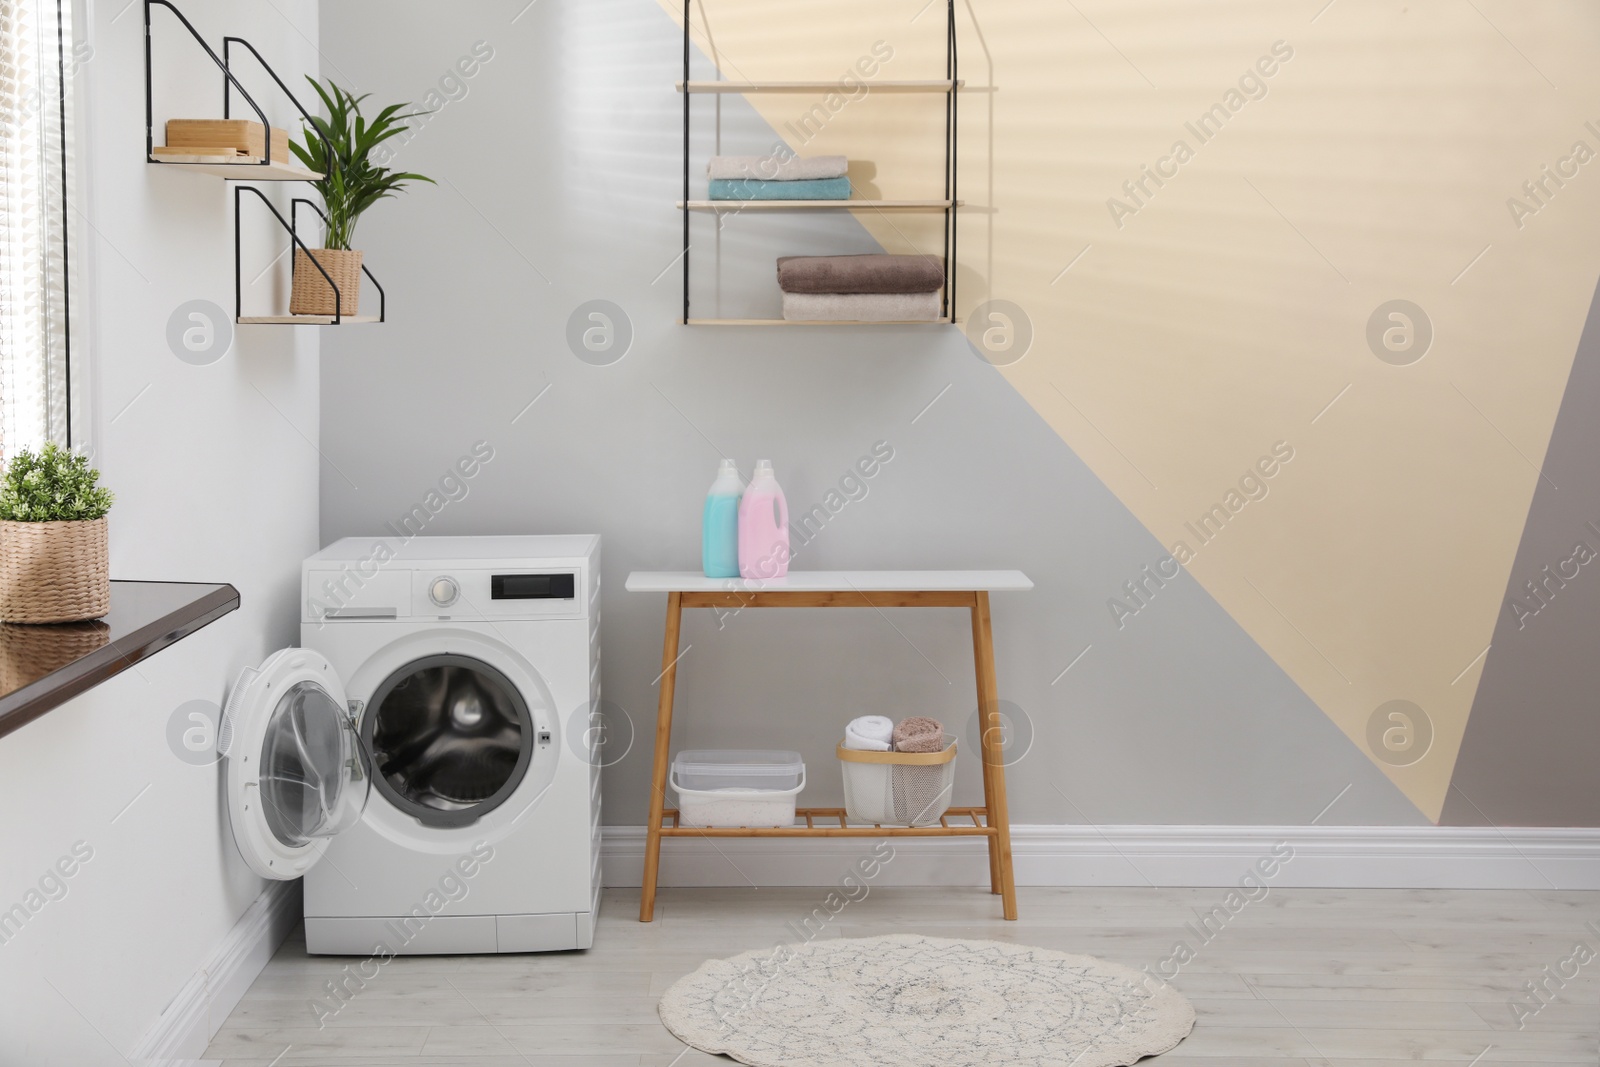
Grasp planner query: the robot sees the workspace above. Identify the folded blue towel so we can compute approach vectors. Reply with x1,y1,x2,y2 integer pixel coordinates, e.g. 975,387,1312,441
708,177,851,201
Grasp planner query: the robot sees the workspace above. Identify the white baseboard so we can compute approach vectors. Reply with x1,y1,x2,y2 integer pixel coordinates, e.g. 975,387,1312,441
602,824,1600,891
130,879,301,1064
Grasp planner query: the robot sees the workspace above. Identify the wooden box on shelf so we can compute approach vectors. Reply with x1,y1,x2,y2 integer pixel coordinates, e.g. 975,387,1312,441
162,119,290,163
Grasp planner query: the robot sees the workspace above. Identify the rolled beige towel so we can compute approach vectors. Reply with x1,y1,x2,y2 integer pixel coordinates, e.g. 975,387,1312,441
893,716,945,753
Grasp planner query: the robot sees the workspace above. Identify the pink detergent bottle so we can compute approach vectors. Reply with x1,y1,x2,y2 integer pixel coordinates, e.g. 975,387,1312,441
738,459,790,580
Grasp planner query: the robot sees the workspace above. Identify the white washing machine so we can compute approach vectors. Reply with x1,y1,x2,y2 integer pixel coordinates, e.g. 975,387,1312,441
220,535,602,954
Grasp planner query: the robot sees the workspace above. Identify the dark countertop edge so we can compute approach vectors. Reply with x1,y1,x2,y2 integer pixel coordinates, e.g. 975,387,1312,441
0,581,241,743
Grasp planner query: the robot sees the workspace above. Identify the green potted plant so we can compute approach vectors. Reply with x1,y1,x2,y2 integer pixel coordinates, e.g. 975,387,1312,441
0,444,115,623
288,79,433,318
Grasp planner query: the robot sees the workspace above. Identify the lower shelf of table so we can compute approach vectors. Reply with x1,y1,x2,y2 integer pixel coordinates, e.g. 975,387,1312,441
656,806,995,838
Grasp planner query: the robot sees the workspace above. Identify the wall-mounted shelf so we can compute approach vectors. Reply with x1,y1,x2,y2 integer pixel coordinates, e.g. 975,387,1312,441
678,79,963,94
235,189,385,326
680,199,960,211
143,0,328,181
237,315,382,325
684,318,956,327
148,155,322,181
679,0,959,326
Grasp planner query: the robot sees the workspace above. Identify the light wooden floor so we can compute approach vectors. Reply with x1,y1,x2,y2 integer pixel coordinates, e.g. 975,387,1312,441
207,886,1600,1066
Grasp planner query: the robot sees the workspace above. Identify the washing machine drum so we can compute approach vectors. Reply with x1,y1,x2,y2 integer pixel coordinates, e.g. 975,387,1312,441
362,653,536,827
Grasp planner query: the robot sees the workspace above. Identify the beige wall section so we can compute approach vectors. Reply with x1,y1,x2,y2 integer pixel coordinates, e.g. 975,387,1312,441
664,0,1600,821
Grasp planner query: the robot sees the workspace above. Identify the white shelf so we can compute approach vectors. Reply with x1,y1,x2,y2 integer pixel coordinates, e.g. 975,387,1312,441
237,315,380,325
681,199,959,211
678,80,962,93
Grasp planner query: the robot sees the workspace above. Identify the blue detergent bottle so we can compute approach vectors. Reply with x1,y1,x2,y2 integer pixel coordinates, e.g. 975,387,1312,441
702,458,744,578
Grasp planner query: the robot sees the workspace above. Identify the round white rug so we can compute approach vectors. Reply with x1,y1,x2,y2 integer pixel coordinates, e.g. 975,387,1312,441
658,933,1195,1067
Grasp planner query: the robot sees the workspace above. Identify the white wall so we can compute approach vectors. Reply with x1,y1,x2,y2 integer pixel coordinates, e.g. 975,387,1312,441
0,0,322,1061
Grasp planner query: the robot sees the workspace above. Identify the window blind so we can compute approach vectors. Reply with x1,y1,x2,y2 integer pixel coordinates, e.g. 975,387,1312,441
0,0,77,463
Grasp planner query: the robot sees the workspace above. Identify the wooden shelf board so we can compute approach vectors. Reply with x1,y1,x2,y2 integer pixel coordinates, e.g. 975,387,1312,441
681,199,959,211
679,79,962,93
237,315,380,325
148,157,323,181
684,317,954,327
658,806,993,838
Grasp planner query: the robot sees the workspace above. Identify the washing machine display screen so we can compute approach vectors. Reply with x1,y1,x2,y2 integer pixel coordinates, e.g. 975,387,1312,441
491,573,575,600
364,655,534,827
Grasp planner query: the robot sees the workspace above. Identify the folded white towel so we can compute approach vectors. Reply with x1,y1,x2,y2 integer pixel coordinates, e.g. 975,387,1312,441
707,154,848,182
844,715,894,751
782,291,943,323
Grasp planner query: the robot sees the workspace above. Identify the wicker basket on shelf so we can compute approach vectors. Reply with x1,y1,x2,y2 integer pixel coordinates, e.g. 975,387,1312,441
0,518,111,623
290,248,363,317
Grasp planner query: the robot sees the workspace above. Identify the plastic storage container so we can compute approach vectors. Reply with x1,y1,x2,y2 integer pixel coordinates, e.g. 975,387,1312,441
671,749,806,828
838,735,957,826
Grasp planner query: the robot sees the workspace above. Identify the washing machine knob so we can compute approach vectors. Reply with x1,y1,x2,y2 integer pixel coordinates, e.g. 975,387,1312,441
429,576,459,608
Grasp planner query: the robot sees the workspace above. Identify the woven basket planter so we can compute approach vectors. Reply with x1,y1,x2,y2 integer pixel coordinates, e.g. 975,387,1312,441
290,248,363,318
0,518,110,623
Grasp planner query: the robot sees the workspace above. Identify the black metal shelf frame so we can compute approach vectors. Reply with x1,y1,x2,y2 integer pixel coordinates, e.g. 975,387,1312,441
680,0,959,324
146,0,386,326
234,187,386,325
143,0,330,172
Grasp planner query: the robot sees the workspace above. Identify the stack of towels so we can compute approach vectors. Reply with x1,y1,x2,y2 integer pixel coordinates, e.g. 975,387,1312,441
844,715,947,753
777,254,946,322
707,154,850,202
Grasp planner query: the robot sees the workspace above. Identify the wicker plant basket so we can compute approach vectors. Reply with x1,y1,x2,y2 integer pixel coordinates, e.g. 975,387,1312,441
290,248,363,317
0,518,110,623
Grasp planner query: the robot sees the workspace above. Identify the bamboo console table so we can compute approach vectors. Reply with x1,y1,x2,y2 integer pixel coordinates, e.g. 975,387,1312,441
625,570,1033,921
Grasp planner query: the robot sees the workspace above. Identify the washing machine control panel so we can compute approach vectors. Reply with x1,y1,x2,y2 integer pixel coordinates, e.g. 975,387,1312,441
409,568,585,619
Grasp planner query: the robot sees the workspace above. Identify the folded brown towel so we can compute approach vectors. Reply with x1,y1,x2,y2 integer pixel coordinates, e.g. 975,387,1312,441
777,254,946,294
893,716,946,753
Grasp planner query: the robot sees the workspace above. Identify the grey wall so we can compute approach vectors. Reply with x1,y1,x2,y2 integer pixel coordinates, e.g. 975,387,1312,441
1442,269,1600,827
317,0,1423,828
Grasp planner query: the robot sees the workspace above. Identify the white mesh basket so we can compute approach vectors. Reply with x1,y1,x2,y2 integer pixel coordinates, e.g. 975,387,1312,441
838,735,956,826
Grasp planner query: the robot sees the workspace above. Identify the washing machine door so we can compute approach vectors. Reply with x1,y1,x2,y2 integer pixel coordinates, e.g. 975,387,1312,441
221,648,371,880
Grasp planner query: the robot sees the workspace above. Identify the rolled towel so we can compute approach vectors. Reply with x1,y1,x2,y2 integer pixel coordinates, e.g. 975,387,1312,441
844,715,894,751
782,291,942,323
708,154,848,181
893,716,945,753
708,177,851,201
778,254,946,295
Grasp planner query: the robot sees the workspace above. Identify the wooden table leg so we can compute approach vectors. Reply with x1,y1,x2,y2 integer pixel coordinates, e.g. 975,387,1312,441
640,591,684,922
972,591,1018,920
970,597,1002,897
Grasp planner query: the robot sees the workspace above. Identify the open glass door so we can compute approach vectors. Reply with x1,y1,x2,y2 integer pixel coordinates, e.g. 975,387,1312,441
221,649,370,879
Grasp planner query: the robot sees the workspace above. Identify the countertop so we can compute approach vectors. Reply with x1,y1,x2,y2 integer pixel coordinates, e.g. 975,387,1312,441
0,580,240,741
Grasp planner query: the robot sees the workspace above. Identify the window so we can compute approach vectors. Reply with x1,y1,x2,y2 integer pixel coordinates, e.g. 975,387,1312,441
0,0,85,462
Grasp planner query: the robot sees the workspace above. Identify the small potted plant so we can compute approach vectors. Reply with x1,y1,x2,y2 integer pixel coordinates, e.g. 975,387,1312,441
288,78,433,318
0,444,115,623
